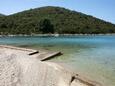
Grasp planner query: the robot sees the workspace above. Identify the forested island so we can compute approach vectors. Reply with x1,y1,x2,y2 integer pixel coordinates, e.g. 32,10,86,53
0,6,115,35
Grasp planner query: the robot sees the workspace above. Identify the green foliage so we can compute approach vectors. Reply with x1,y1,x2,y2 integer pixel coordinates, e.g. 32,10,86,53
0,6,115,35
0,14,5,17
39,19,54,33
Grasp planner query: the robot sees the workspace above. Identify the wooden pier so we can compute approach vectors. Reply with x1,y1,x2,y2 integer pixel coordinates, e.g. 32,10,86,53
37,51,62,61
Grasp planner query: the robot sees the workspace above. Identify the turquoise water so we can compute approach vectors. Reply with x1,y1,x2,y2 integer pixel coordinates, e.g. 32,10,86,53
0,35,115,86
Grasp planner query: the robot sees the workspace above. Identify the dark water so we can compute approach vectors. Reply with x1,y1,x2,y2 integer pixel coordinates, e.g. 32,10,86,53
0,35,115,86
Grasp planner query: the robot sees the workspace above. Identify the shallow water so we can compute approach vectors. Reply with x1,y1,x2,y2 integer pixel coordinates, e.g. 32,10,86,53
0,35,115,86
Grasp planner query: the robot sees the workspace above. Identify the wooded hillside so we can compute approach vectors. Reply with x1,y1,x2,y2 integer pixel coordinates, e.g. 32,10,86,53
0,6,115,35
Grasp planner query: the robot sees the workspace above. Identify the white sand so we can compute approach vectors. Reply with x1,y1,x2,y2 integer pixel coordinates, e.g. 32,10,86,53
0,47,89,86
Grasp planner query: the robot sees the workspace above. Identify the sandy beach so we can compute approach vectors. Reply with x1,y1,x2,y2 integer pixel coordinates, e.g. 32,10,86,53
0,45,100,86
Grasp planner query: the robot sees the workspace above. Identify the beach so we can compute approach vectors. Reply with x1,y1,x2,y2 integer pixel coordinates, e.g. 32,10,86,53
0,45,99,86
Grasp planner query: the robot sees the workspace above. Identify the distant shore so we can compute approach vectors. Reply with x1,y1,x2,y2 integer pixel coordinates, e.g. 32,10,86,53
0,33,115,37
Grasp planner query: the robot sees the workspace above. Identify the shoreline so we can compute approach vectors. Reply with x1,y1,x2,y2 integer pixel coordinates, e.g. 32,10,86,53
0,33,115,37
0,45,102,86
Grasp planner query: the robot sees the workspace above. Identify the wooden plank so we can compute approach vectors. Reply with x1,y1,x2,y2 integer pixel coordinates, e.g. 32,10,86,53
28,51,39,55
0,45,39,55
38,52,62,61
0,45,62,60
73,74,102,86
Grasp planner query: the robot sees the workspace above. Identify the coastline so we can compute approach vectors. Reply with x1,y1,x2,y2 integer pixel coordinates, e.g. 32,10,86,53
0,45,102,86
0,33,115,37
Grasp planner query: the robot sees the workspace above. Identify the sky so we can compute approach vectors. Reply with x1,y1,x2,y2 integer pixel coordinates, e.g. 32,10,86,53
0,0,115,24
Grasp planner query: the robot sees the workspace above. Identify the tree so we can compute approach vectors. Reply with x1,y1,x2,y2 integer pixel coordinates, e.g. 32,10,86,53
39,19,54,34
